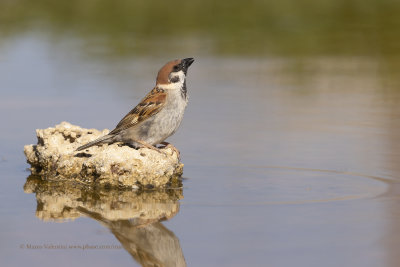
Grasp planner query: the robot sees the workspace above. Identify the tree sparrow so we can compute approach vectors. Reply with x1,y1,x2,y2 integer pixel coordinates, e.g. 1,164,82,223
77,58,194,152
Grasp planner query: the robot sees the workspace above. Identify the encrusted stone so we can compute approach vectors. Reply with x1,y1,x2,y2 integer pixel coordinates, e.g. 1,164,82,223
24,122,184,189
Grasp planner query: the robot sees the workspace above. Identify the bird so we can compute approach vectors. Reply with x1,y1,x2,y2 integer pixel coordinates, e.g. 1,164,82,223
76,57,194,152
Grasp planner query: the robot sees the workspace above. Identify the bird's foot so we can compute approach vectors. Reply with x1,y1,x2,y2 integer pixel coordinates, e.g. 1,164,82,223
160,142,180,159
134,140,166,155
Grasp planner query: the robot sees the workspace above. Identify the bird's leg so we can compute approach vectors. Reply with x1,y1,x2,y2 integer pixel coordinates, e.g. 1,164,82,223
134,139,164,154
160,142,180,159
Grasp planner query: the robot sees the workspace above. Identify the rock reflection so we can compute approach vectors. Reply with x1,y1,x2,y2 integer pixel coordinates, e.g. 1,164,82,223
23,175,186,267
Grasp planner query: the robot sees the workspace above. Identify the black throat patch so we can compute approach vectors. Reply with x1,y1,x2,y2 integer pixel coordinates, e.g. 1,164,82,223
181,81,187,99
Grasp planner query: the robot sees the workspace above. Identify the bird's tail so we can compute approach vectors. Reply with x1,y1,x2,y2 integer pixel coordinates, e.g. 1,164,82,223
76,134,114,151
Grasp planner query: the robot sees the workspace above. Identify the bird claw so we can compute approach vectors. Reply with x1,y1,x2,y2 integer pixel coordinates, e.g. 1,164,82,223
133,140,179,158
160,142,180,159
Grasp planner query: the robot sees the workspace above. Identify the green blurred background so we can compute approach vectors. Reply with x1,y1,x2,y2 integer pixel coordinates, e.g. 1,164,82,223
1,0,399,57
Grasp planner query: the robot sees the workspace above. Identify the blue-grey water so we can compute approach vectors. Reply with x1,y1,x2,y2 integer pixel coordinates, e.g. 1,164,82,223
2,15,400,267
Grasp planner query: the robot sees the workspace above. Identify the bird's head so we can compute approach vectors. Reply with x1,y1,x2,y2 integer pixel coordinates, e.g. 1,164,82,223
156,58,194,88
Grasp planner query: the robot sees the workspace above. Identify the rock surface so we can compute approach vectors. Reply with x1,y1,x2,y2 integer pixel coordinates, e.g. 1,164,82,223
24,122,184,189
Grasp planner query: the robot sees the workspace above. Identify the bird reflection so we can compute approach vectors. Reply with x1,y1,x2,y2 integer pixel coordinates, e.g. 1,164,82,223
24,175,186,267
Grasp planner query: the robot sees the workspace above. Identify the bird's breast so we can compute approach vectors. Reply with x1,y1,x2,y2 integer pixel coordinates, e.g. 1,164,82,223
132,89,188,145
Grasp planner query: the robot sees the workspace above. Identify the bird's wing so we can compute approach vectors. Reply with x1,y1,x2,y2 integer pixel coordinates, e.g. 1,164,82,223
109,87,167,135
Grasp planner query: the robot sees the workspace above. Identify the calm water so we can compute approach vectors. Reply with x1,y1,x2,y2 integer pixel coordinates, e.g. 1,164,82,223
2,2,400,266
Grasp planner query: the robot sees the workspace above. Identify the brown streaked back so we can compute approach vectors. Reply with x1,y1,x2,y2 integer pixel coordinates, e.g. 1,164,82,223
156,59,181,85
109,87,167,135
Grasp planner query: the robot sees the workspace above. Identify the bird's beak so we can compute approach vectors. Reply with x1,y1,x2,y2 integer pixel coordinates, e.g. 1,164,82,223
182,58,194,69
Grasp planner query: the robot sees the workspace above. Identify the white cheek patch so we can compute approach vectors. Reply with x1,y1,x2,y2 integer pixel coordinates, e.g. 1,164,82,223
170,70,185,83
159,70,185,89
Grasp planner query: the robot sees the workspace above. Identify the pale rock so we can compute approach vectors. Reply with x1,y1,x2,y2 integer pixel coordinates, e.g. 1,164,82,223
24,122,184,189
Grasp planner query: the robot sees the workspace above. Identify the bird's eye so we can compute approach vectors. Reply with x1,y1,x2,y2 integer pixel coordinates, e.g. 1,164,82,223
173,65,179,71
